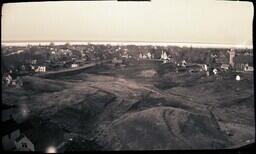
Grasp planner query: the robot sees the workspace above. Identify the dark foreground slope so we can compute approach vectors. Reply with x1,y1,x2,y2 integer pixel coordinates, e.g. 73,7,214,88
2,63,254,151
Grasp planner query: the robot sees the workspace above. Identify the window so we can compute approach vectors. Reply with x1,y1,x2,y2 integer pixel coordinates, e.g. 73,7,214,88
21,143,27,148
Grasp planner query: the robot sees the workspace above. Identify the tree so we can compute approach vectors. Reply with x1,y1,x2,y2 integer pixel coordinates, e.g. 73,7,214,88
49,42,55,47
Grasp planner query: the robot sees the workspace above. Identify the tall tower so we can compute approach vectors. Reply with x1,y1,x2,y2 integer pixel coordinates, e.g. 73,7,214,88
228,48,235,68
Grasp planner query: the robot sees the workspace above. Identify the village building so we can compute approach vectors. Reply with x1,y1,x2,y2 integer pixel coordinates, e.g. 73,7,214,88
203,64,208,71
112,57,123,66
160,51,169,60
14,134,35,151
30,65,35,71
213,68,218,75
2,73,12,86
220,64,230,71
121,51,129,59
31,59,37,65
236,75,241,81
244,64,253,72
160,51,170,63
187,65,203,73
147,52,152,59
35,66,46,72
234,55,253,72
181,60,187,67
206,71,210,76
71,64,79,68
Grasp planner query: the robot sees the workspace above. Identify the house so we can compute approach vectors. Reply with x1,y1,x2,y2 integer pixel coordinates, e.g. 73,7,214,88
2,73,12,86
203,64,208,71
121,51,129,59
30,65,35,71
15,134,35,151
160,51,169,60
187,64,206,73
1,119,21,151
160,51,170,63
220,64,230,71
31,60,37,65
181,60,187,67
74,59,85,65
213,68,218,75
236,75,241,81
71,64,78,68
35,66,46,72
234,55,253,71
147,52,152,59
244,64,253,72
112,57,123,66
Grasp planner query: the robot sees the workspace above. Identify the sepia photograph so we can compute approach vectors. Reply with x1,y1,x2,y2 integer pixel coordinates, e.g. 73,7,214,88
1,0,254,152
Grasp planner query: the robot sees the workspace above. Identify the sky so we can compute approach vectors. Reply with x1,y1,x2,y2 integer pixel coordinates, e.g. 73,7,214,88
1,0,254,47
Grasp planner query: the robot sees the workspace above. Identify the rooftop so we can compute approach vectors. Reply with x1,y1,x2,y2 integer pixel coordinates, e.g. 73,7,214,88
15,134,26,142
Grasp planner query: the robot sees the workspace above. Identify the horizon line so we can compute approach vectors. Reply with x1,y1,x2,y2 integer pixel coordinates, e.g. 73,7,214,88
1,40,253,49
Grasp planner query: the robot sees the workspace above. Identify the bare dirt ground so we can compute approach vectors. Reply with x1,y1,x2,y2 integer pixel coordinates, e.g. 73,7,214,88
2,61,254,151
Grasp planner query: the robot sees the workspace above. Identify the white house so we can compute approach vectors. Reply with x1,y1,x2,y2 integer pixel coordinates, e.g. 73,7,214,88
221,64,230,71
160,51,169,60
15,134,35,151
35,66,46,72
181,60,187,67
203,64,208,71
213,68,218,75
244,64,253,72
147,52,152,59
71,64,79,68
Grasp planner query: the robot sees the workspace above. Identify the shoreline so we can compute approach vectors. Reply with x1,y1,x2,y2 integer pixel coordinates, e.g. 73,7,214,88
1,41,253,49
